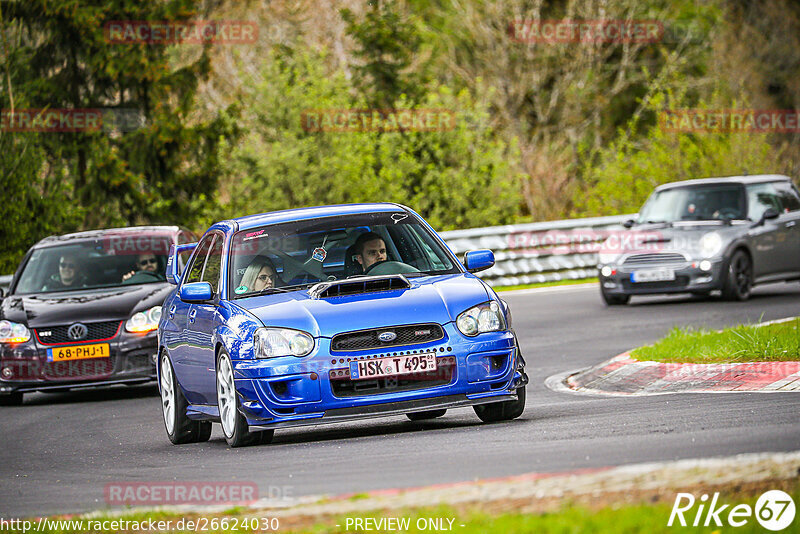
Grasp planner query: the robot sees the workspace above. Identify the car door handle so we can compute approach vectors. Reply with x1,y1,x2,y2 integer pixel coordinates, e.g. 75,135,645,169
786,221,797,228
188,308,197,323
168,305,176,319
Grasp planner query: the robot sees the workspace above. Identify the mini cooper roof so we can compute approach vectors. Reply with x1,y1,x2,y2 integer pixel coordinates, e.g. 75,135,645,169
34,226,187,249
228,203,411,232
655,174,793,192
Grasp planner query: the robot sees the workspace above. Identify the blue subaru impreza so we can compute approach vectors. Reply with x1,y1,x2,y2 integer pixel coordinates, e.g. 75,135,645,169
157,204,527,447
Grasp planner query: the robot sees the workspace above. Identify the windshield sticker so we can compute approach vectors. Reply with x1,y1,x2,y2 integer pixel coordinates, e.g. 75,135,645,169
234,285,248,294
243,230,268,242
391,213,409,224
311,247,327,262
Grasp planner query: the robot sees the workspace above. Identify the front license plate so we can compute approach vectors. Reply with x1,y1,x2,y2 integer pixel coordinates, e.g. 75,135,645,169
349,353,437,380
47,343,111,362
631,268,676,283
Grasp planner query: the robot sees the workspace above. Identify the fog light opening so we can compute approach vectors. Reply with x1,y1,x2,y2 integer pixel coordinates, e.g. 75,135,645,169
699,260,712,272
1,367,12,378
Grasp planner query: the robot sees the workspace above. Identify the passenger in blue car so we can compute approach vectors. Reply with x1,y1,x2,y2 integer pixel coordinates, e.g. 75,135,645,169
240,256,280,292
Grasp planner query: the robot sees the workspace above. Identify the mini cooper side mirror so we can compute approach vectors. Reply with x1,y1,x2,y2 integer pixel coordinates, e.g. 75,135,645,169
463,249,495,273
179,282,213,303
754,207,780,227
623,219,636,229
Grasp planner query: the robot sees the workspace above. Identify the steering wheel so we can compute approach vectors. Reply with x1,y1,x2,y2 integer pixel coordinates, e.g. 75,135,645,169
364,260,420,276
715,207,741,220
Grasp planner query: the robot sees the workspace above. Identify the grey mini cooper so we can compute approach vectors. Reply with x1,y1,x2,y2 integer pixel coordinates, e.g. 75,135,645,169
598,174,800,305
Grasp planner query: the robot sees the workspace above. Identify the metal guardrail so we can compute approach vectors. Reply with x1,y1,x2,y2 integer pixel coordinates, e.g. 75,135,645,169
440,214,635,287
0,214,634,293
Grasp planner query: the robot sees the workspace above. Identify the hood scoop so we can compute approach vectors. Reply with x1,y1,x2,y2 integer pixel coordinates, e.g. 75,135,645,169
308,274,410,299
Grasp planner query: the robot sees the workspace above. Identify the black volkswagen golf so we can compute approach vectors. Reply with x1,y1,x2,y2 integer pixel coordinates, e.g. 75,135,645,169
0,226,196,405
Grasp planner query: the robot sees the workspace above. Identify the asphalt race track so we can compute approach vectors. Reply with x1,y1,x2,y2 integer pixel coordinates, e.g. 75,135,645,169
2,283,799,517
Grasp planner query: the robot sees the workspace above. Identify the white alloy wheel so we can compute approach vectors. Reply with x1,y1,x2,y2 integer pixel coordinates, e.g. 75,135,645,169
217,353,237,438
160,354,176,434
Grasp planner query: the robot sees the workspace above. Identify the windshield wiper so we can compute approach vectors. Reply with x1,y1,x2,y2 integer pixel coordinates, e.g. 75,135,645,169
240,284,312,298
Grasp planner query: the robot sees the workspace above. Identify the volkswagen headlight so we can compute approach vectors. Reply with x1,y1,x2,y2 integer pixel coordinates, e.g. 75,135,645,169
700,232,723,258
254,328,314,358
0,320,31,343
125,306,163,333
456,301,506,337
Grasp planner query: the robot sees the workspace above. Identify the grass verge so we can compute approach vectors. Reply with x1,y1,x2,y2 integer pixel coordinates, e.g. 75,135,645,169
631,317,800,363
494,277,597,292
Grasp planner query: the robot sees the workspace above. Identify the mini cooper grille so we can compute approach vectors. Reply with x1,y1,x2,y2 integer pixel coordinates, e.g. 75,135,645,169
331,324,444,352
623,253,687,266
36,321,121,345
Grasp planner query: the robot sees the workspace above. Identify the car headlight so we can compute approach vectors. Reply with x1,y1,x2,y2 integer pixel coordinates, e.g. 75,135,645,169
700,232,723,258
0,320,31,343
254,328,314,358
456,301,506,337
125,306,163,333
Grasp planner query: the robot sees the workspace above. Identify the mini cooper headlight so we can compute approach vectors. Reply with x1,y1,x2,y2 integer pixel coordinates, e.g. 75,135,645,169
125,306,163,333
0,320,31,343
700,231,723,258
254,328,314,358
456,301,506,337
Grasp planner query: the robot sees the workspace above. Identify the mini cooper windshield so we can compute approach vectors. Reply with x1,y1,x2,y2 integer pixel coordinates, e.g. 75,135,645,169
229,212,459,298
638,184,747,224
14,234,172,295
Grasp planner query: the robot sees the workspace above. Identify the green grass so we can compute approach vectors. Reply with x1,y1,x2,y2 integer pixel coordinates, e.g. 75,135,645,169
494,277,598,292
632,318,800,363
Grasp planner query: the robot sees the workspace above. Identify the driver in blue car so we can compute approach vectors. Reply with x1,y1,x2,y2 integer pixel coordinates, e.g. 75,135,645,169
354,232,387,273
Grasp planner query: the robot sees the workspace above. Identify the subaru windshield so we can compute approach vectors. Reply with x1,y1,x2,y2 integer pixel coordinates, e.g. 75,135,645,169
14,234,172,295
229,212,460,298
637,184,747,224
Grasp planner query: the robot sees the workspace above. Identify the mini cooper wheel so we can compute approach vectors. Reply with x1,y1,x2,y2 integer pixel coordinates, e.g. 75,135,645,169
160,353,211,444
216,349,274,447
722,250,752,301
406,409,447,421
473,386,526,423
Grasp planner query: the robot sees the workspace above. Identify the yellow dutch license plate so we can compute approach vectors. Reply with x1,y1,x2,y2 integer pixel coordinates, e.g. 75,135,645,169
47,343,111,362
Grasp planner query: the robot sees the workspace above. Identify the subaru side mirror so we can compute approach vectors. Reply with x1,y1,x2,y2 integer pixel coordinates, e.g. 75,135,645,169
179,282,213,303
463,250,495,273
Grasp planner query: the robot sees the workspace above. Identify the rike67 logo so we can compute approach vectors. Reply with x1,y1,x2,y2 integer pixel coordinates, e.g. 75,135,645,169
668,490,796,531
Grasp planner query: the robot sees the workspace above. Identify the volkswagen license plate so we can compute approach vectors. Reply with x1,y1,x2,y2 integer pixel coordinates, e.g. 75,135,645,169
47,343,111,362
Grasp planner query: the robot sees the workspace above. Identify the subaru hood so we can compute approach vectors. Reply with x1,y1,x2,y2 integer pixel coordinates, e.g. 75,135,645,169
234,274,491,337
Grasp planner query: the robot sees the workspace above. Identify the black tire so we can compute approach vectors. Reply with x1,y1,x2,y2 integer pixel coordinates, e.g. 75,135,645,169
601,289,630,306
159,353,211,445
0,392,23,406
216,349,274,447
722,250,752,301
406,409,447,421
473,386,526,423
